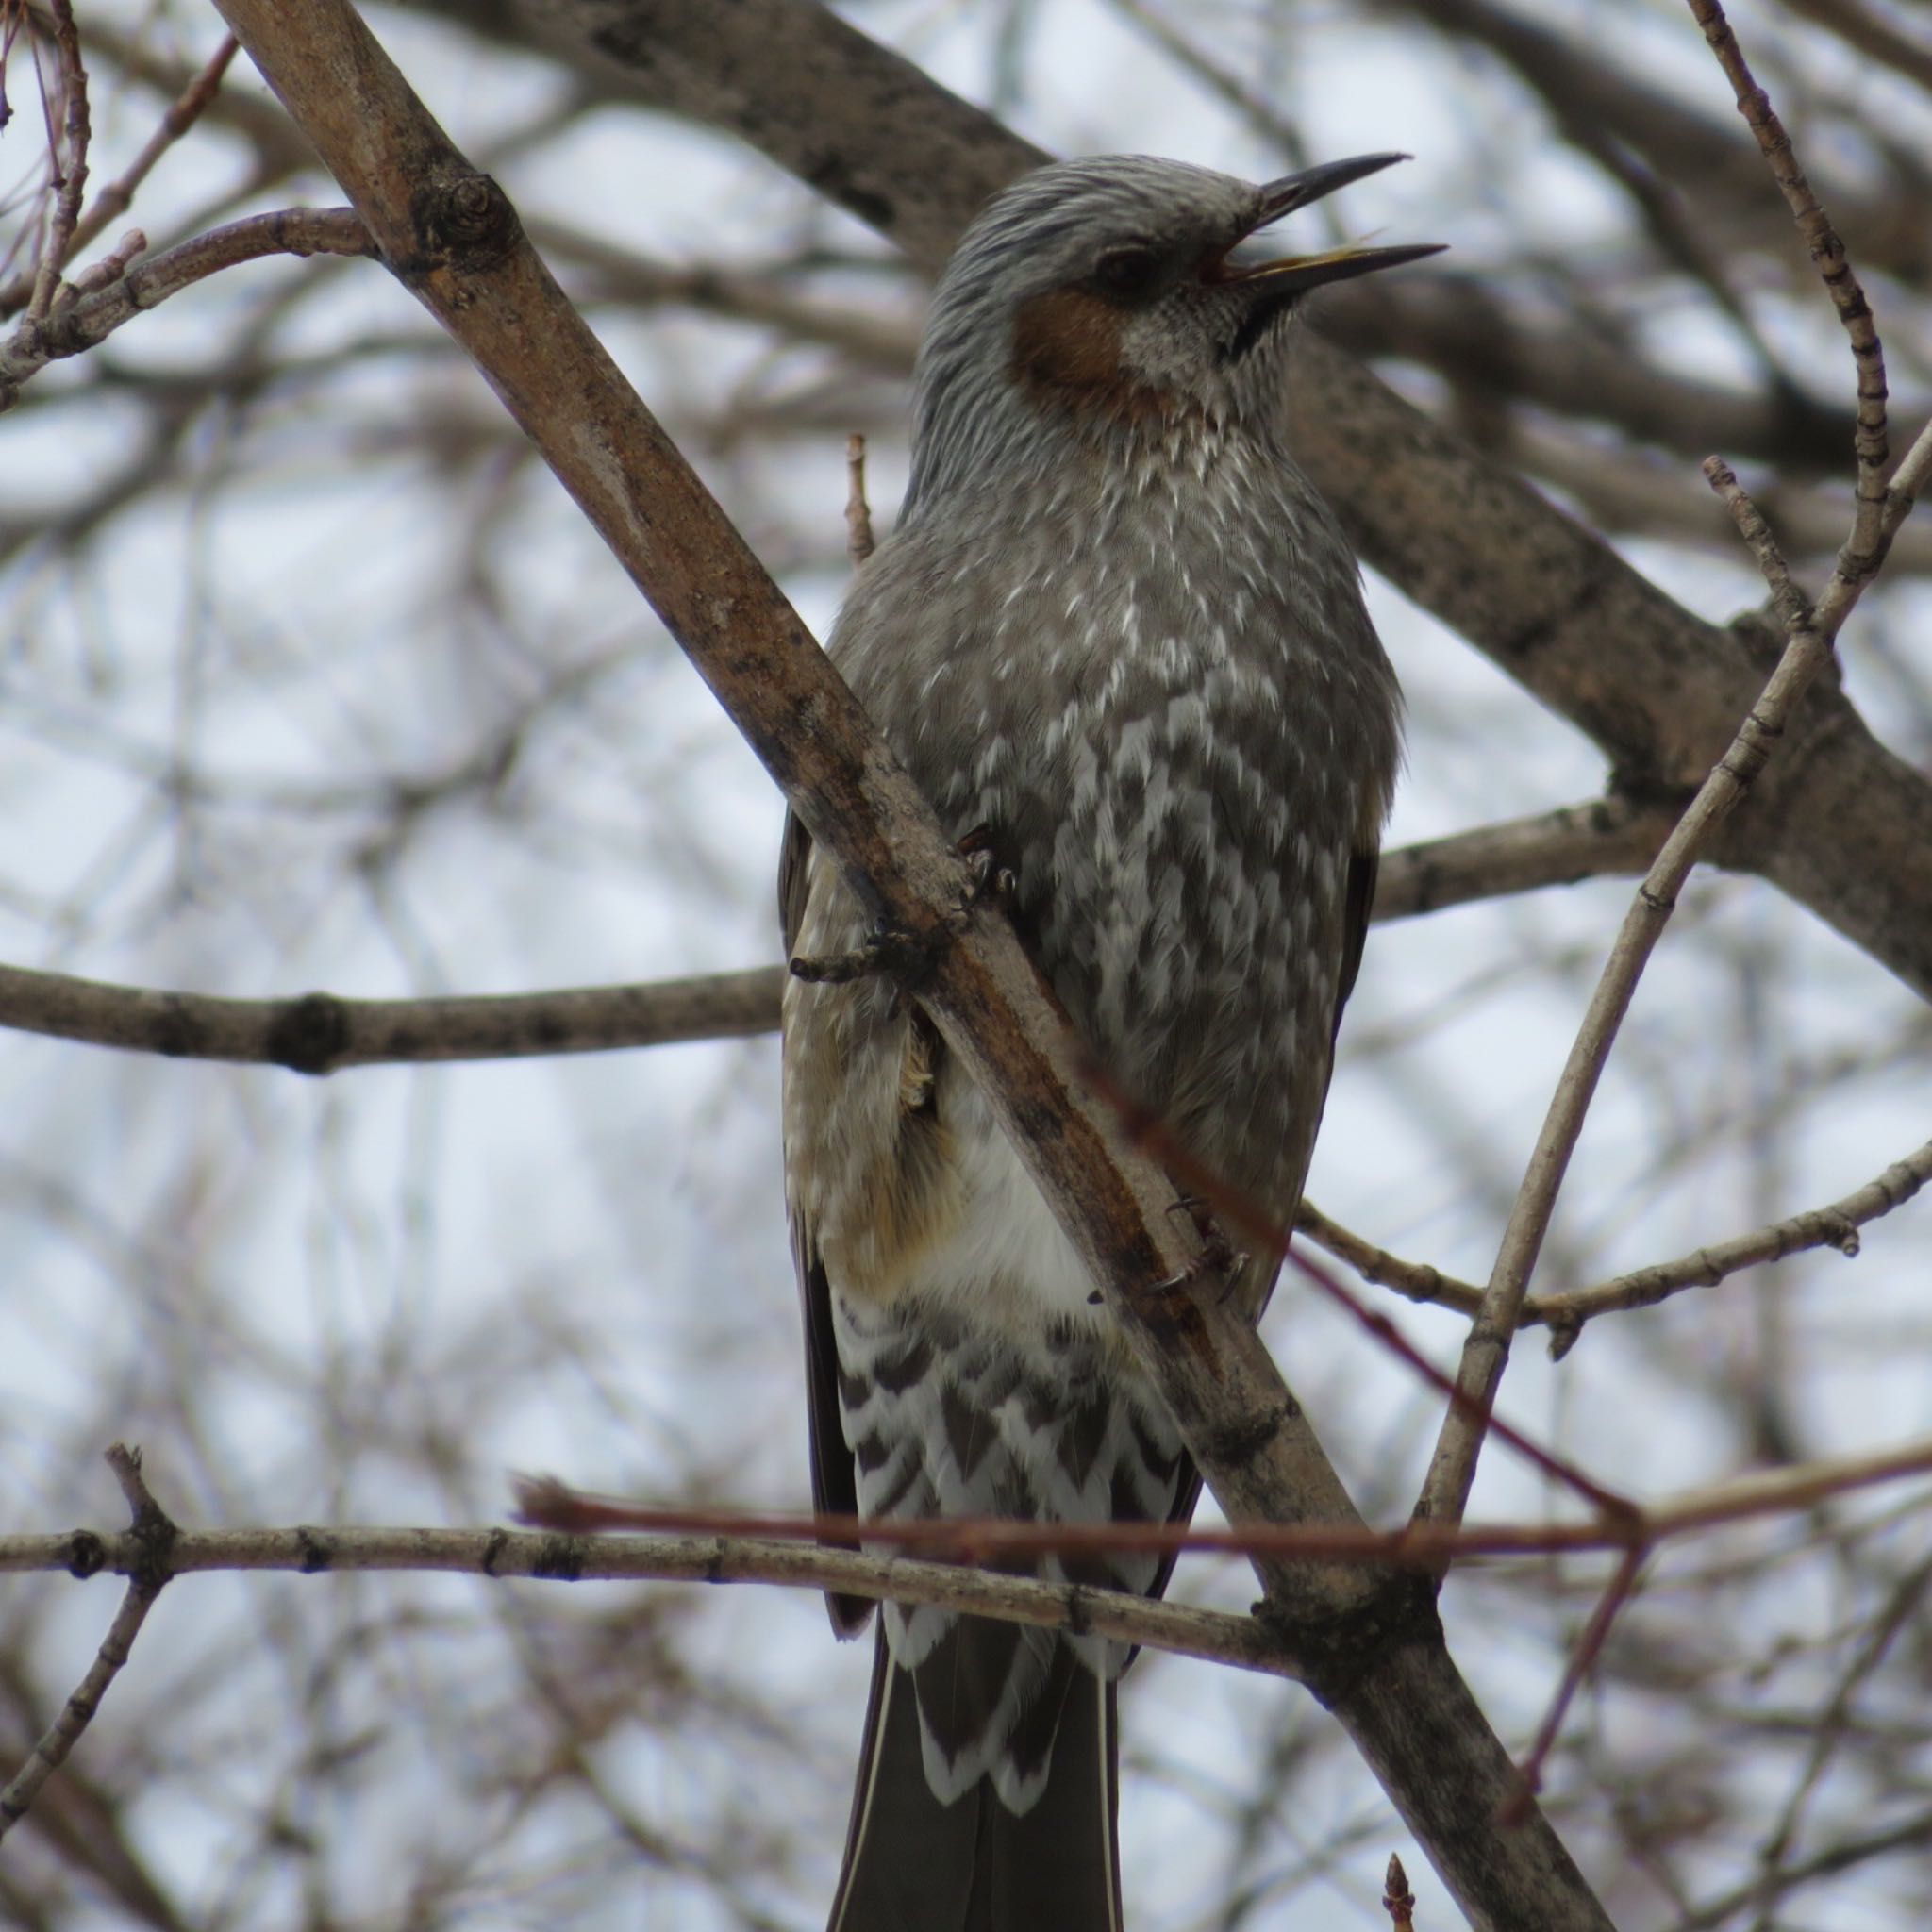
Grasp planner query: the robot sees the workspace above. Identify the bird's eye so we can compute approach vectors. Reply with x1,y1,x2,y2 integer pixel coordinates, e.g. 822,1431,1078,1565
1091,243,1163,301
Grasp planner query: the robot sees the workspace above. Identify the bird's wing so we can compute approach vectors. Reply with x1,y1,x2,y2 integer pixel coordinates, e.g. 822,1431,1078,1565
1334,846,1379,1041
779,808,873,1634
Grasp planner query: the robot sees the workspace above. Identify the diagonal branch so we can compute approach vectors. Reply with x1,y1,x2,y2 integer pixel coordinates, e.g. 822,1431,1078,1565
1414,6,1926,1532
0,1447,173,1845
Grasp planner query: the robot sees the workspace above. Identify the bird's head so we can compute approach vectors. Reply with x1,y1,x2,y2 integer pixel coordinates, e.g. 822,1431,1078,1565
906,153,1440,510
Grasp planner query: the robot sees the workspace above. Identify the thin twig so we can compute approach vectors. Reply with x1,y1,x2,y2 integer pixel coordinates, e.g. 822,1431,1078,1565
1744,1546,1932,1926
1497,1546,1646,1824
1417,474,1847,1528
1686,0,1890,571
1537,1136,1932,1356
1298,1135,1932,1354
0,205,374,408
24,0,90,329
1672,1805,1932,1931
1417,11,1924,1530
58,36,239,277
1295,1201,1483,1319
844,430,874,565
0,1447,174,1844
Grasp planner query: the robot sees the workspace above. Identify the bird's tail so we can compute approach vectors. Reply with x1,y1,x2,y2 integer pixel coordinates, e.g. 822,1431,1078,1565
828,1623,1123,1932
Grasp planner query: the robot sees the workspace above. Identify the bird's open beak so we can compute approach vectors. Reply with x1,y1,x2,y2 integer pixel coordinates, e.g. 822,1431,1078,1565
1208,152,1444,295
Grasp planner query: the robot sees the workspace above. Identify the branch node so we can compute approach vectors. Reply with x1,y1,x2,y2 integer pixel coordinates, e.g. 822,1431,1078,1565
65,1529,106,1581
408,170,521,275
264,991,353,1074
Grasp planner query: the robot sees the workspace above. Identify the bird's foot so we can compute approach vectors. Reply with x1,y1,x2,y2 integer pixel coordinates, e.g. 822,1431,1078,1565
1167,1195,1250,1302
957,824,1019,906
789,829,1015,989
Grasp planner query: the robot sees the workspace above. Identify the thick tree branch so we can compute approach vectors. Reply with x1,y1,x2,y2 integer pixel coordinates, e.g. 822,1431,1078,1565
0,962,783,1072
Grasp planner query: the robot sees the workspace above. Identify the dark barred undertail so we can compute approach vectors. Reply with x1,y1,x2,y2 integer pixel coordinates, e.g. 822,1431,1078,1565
830,1626,1122,1932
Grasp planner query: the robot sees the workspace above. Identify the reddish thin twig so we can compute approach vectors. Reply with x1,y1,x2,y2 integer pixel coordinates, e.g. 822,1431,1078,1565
1497,1545,1646,1825
1079,1055,1636,1524
512,1432,1932,1566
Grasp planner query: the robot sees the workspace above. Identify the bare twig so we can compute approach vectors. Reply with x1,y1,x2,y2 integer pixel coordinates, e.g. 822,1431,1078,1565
1417,477,1850,1528
1686,0,1890,569
1745,1547,1932,1923
22,0,90,330
1295,1201,1483,1320
0,34,239,320
844,430,874,565
0,205,374,407
0,1448,174,1845
1417,12,1924,1531
1498,1547,1646,1824
1537,1136,1932,1356
1672,1805,1932,1931
62,36,239,274
1300,1136,1932,1355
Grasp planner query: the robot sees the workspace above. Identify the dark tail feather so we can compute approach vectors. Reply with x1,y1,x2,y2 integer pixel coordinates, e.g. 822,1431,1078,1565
829,1624,1123,1932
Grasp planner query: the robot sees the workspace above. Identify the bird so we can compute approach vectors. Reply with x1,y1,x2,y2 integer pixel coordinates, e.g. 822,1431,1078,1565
779,152,1435,1931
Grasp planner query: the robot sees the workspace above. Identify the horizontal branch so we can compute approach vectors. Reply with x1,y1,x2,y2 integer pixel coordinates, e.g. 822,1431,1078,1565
0,961,781,1073
0,796,1667,1071
8,1424,1926,1610
5,1521,1288,1676
1297,1134,1932,1354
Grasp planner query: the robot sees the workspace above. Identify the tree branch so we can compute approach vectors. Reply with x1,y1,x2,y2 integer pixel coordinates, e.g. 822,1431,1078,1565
0,1448,172,1846
0,206,375,407
0,797,1666,1070
1415,5,1924,1529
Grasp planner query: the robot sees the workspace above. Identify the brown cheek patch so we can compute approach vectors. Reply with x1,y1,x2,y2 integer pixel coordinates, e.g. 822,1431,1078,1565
1010,288,1168,420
